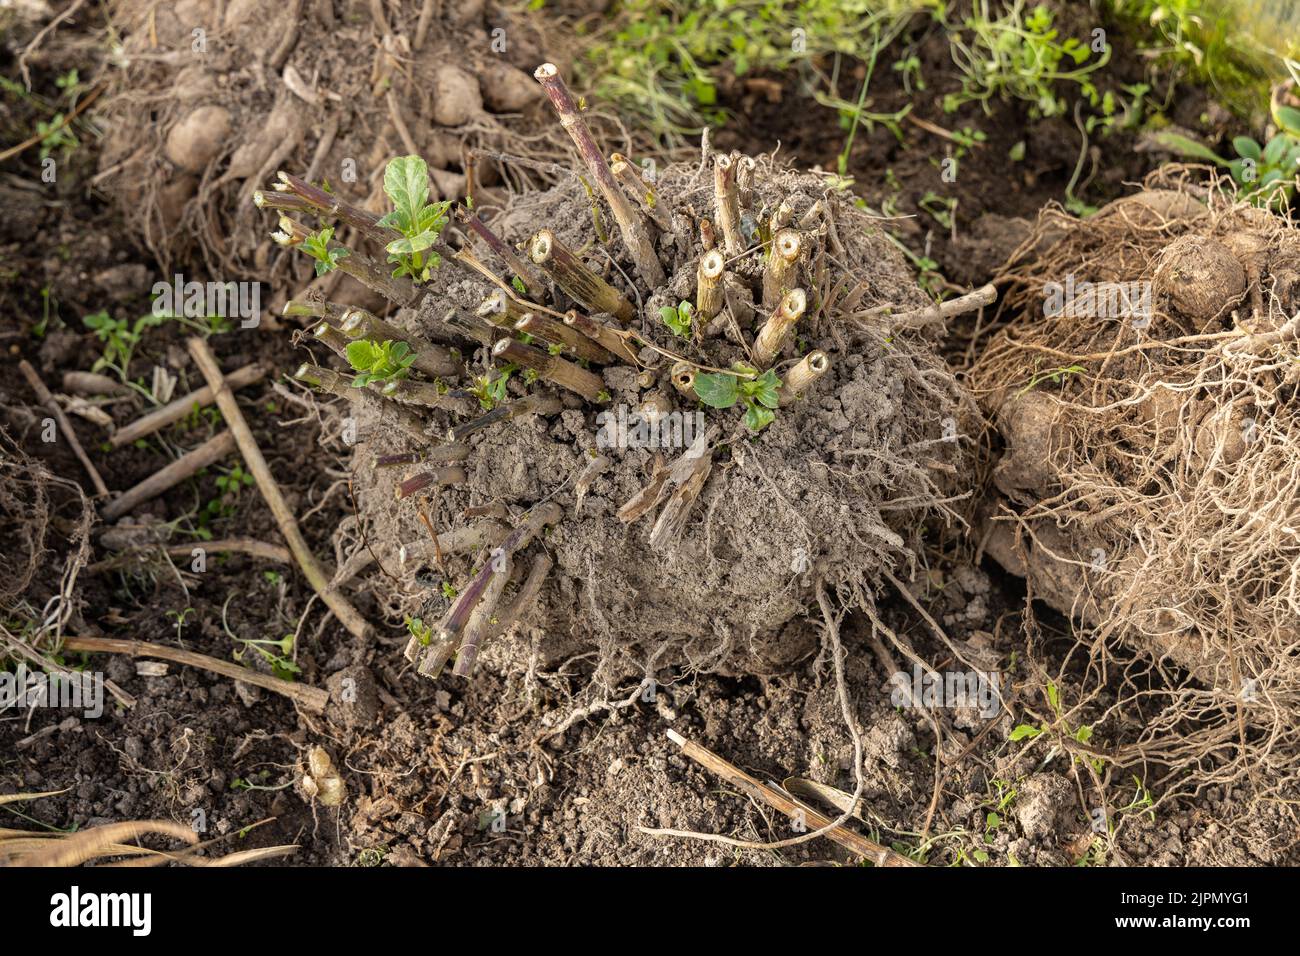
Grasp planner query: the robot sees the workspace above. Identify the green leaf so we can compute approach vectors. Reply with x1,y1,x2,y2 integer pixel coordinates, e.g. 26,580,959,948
1274,106,1300,139
1262,134,1287,167
345,339,378,372
1047,680,1060,715
383,155,430,226
1232,136,1261,160
1149,131,1227,165
743,403,775,431
1008,724,1042,741
693,372,740,408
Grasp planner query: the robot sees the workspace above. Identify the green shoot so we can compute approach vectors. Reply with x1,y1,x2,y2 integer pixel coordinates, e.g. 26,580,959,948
658,300,694,339
345,339,415,388
693,364,782,432
378,155,452,282
405,616,434,647
301,227,349,276
469,366,514,410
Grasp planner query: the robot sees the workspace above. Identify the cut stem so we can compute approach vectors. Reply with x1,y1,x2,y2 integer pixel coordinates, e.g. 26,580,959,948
448,392,563,442
515,312,616,364
396,466,467,499
380,379,476,415
713,153,744,256
339,308,460,379
563,310,640,363
752,288,807,368
529,229,634,323
695,249,726,323
533,63,665,286
777,350,831,405
492,338,607,403
455,207,546,293
762,228,802,310
609,153,671,230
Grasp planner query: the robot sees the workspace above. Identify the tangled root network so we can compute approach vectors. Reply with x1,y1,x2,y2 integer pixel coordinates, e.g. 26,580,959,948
970,171,1300,807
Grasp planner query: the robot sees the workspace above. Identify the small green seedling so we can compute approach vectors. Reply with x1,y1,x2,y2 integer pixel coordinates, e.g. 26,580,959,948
658,300,694,339
346,338,415,388
469,366,514,410
405,616,434,646
693,364,782,432
379,155,451,281
231,632,300,681
301,227,349,276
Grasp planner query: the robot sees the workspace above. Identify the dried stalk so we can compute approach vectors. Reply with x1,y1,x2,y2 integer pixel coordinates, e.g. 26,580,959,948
695,249,726,322
18,360,109,498
563,310,640,363
534,63,665,286
752,288,807,368
492,338,607,402
713,153,744,256
529,229,634,323
777,350,830,405
762,228,802,310
339,309,460,378
658,729,919,866
396,466,466,499
649,430,716,551
189,338,372,640
102,431,237,522
886,282,997,331
87,538,292,575
110,363,266,449
515,312,616,364
60,636,329,713
448,392,563,442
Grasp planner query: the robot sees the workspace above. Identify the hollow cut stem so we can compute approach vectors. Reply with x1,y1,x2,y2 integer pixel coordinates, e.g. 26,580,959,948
695,249,726,323
713,153,744,256
492,338,607,403
529,229,634,323
752,288,807,368
339,308,461,379
762,228,802,310
777,350,831,405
